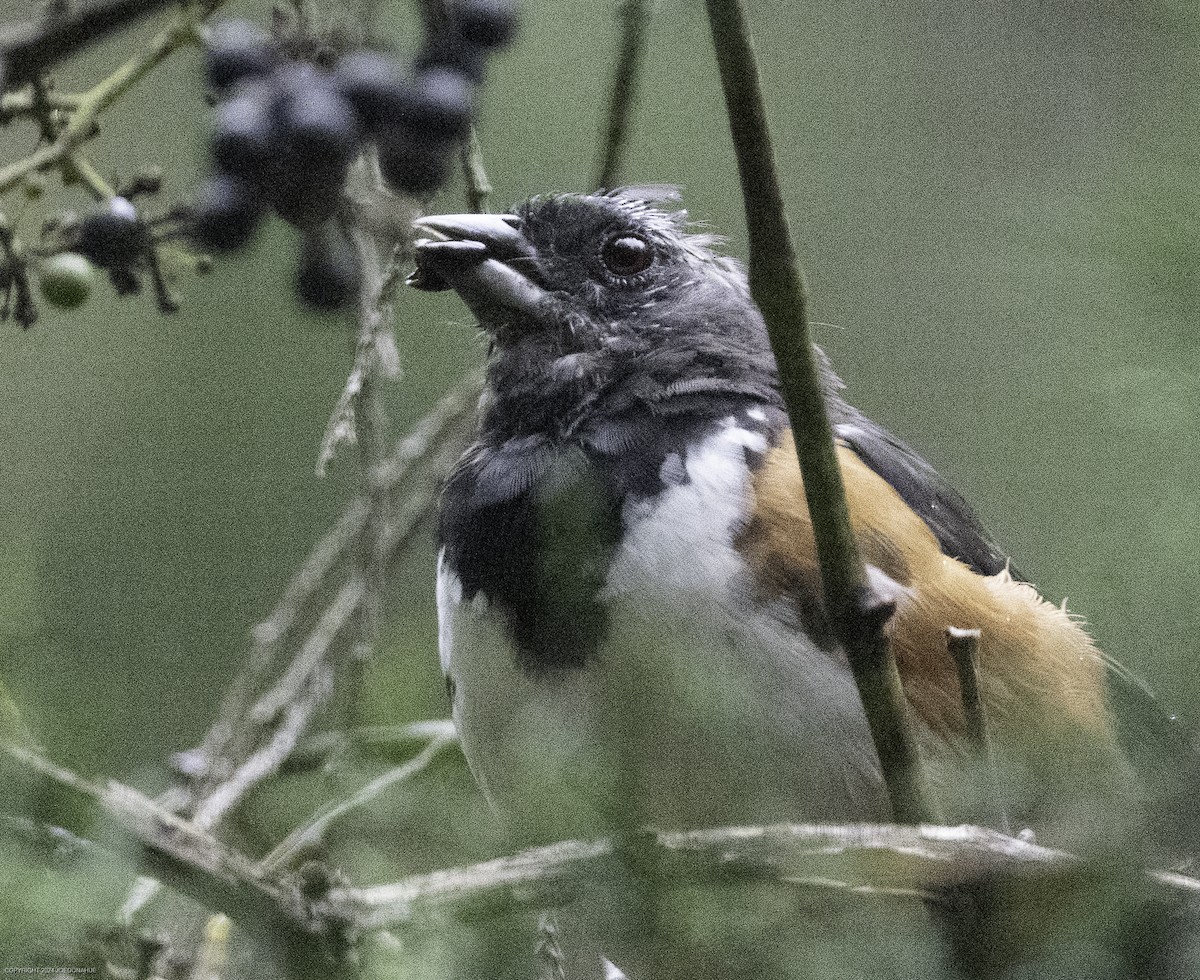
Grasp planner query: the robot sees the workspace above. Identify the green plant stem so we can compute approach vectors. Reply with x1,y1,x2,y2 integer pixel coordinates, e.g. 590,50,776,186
703,0,937,823
65,151,116,199
946,627,1009,833
594,0,653,190
460,126,492,213
0,86,81,116
0,4,221,195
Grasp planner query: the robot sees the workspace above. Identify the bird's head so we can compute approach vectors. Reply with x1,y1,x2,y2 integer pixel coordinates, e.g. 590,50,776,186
409,187,784,438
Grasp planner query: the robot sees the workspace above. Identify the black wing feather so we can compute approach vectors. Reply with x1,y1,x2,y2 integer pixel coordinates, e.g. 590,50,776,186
827,403,1193,790
829,413,1016,579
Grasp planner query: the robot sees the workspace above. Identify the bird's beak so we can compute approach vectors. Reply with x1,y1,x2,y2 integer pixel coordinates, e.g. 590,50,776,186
408,213,550,321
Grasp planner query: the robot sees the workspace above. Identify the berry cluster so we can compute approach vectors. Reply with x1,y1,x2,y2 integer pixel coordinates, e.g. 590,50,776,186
3,175,183,328
190,0,517,311
32,198,146,314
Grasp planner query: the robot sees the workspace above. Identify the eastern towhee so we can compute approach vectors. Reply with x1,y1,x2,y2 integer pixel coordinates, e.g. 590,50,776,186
408,187,1178,855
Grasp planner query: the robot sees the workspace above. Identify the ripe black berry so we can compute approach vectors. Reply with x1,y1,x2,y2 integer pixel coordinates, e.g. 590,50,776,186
267,163,343,228
191,174,265,251
378,131,453,196
212,81,277,179
391,68,474,140
278,84,360,178
76,197,145,267
332,50,410,133
415,33,486,85
455,0,518,49
296,224,361,310
205,19,279,90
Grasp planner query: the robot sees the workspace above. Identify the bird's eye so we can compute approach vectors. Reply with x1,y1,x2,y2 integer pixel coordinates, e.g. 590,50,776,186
601,234,653,277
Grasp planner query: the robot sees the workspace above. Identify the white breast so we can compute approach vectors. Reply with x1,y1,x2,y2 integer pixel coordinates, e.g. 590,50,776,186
437,424,890,843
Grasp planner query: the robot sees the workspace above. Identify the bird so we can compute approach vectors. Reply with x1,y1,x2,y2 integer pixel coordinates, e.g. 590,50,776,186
407,186,1178,857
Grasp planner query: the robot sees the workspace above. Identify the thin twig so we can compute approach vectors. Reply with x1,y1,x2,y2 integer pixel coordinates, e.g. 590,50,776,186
262,370,478,655
128,452,465,924
0,812,108,864
249,578,365,728
460,126,492,213
0,5,222,194
260,730,458,872
1,86,81,116
180,424,470,806
65,151,115,199
315,254,399,478
1,745,336,964
344,213,395,702
187,373,479,796
251,503,371,654
374,368,483,489
196,663,338,830
8,742,1200,951
535,911,567,980
326,822,1200,932
703,0,936,824
946,627,1010,834
594,0,653,190
281,719,458,774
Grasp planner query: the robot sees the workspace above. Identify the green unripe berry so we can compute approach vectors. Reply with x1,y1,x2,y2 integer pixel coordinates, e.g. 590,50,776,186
39,253,95,309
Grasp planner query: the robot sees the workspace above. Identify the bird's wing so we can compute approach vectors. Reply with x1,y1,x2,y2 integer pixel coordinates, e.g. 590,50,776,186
830,415,1015,579
825,410,1193,784
744,432,1117,743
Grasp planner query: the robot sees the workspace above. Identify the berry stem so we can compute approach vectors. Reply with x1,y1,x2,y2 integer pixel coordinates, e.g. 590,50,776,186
64,151,116,200
459,125,492,213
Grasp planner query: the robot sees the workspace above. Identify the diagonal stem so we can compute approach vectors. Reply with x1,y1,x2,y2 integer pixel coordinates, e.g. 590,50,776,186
594,0,653,190
703,0,937,823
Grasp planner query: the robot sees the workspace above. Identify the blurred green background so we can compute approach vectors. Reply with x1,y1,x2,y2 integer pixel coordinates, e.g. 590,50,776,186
1,0,1198,969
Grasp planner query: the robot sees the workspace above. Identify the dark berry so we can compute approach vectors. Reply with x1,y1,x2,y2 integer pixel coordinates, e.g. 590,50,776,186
190,174,264,251
296,224,360,310
390,68,474,141
278,83,360,178
212,80,277,179
455,0,518,49
378,130,453,196
332,49,409,133
38,253,95,309
267,167,342,228
76,197,145,267
415,32,486,85
271,61,323,111
205,19,279,90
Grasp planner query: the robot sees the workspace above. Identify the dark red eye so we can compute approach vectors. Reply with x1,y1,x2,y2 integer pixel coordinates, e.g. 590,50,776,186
601,234,653,276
